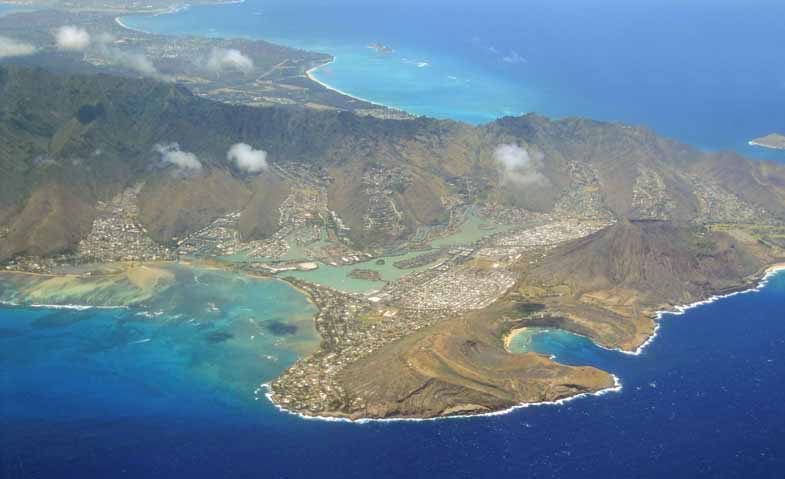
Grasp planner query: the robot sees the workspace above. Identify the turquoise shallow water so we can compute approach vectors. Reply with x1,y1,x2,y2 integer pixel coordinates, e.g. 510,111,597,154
3,271,785,478
0,265,317,423
288,214,513,293
507,327,592,357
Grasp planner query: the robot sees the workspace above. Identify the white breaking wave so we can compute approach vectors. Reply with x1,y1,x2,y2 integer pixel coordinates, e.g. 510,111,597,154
615,266,785,356
1,300,125,311
261,267,785,423
260,375,623,424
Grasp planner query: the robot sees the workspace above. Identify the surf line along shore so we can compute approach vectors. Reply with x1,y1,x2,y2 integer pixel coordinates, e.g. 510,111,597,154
259,261,785,422
258,375,623,424
305,59,411,115
113,0,247,32
114,0,411,116
503,262,785,361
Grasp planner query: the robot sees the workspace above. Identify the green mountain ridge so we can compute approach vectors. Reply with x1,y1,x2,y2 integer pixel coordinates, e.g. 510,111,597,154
2,65,785,261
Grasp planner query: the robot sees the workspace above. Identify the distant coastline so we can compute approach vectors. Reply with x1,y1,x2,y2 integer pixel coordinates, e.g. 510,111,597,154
748,133,785,151
1,0,244,15
116,1,408,116
305,59,406,113
113,0,246,32
114,15,148,34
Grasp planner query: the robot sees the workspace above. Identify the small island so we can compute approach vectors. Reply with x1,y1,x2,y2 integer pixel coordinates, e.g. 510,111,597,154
749,133,785,150
347,268,382,281
368,43,394,54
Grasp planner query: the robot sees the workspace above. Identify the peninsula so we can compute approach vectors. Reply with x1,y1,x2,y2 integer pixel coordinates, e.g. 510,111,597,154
0,2,410,119
1,1,785,421
0,0,242,14
749,133,785,150
368,43,394,54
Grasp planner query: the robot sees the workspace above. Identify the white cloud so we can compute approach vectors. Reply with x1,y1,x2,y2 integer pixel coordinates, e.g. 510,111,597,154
472,37,527,65
55,26,91,51
106,48,160,77
0,36,36,58
155,143,202,172
206,48,254,73
494,143,549,187
52,27,164,80
227,143,268,173
119,51,158,77
92,39,167,80
502,50,527,64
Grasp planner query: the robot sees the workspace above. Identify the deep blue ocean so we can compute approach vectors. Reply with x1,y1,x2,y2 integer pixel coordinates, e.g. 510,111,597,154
4,0,785,477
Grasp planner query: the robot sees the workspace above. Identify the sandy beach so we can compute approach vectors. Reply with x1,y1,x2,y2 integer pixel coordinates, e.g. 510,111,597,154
503,326,527,352
765,262,785,275
305,60,408,113
112,0,411,116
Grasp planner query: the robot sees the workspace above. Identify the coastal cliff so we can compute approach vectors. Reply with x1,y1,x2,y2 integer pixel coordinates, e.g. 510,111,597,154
268,221,782,420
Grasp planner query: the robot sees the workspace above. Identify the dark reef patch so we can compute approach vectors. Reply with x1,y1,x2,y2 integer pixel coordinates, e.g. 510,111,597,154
77,103,106,124
515,303,546,315
31,312,93,328
265,320,298,336
0,328,21,338
205,331,234,344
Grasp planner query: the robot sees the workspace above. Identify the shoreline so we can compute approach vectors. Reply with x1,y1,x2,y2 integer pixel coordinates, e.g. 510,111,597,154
502,322,662,359
504,262,785,360
114,0,246,33
261,375,623,424
305,60,408,114
114,14,147,34
0,258,276,311
635,261,785,354
749,141,785,151
112,0,410,116
0,299,116,311
1,0,244,16
3,252,783,423
270,263,785,423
